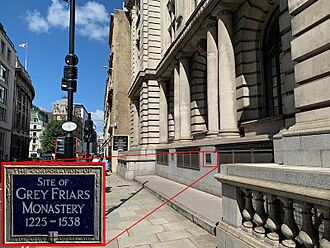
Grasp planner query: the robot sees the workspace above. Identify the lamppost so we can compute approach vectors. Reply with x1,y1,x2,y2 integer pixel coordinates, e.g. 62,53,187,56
62,0,78,159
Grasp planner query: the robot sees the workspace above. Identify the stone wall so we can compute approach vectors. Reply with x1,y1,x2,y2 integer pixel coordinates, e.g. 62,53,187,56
274,0,330,168
111,10,131,137
290,0,330,123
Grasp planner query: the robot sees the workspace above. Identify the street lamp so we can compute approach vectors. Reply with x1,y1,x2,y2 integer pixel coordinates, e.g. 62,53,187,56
61,0,78,159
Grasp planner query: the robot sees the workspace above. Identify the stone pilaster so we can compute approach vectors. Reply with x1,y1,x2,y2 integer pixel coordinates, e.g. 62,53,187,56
217,9,239,138
159,80,168,144
132,98,140,146
206,22,219,137
173,65,181,141
179,57,192,141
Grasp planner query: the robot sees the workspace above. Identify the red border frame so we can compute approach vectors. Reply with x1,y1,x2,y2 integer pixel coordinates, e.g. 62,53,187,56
1,161,106,247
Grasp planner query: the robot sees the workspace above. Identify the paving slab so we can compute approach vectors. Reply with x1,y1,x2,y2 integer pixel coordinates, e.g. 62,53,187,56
151,239,198,248
107,174,216,247
134,175,222,235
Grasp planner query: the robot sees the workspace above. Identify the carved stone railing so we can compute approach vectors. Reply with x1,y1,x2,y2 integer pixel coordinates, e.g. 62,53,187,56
215,168,330,248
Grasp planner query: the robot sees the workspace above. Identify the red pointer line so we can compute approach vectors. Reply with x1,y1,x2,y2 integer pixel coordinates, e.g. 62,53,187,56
106,165,218,246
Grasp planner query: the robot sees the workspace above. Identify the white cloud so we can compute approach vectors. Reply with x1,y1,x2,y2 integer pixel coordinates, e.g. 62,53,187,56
47,0,69,29
91,109,104,133
25,10,49,33
25,0,110,41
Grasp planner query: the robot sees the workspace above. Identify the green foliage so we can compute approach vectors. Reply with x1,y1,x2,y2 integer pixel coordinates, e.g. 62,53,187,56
40,120,66,154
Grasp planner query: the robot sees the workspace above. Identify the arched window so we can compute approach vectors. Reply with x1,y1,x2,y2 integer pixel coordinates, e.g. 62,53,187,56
263,8,282,117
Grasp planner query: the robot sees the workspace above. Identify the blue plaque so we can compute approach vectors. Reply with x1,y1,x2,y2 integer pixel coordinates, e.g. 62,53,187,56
12,175,94,235
3,163,104,244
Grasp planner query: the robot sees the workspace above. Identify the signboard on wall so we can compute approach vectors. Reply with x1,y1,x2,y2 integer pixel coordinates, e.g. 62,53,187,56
1,162,105,245
112,136,129,151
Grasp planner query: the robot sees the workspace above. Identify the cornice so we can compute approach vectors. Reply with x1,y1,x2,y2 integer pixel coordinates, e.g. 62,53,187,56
127,69,157,97
156,0,221,78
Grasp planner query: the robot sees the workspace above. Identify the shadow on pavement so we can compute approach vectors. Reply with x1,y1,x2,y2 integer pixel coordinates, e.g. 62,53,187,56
106,181,148,216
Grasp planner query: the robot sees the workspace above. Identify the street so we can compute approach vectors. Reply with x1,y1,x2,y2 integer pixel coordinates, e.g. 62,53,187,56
0,174,216,248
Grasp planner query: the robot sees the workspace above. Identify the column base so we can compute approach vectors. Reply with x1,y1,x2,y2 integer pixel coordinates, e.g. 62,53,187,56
218,128,240,138
206,131,218,138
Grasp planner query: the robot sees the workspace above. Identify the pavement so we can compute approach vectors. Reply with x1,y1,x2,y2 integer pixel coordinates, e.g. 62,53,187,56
134,175,222,235
106,173,216,248
0,174,216,248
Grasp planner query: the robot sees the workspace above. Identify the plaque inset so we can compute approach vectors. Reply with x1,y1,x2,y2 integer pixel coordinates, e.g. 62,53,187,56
1,163,105,245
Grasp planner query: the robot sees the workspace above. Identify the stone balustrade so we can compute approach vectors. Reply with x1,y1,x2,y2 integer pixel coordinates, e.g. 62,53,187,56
214,164,330,248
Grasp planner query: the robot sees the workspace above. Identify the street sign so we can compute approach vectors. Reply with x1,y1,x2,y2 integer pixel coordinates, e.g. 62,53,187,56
62,121,77,132
2,163,104,245
113,136,129,151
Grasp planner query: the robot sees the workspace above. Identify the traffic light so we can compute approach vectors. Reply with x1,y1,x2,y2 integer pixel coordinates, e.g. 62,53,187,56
83,121,90,142
61,78,77,92
84,113,94,142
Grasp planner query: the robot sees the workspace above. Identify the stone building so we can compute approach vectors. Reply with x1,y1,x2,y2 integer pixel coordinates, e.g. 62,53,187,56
52,97,84,141
29,105,50,158
120,0,330,247
0,23,16,161
103,9,131,172
74,103,89,152
11,59,35,160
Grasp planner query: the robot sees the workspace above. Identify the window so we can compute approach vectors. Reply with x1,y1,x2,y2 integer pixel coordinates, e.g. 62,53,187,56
176,148,200,170
33,132,37,136
32,145,37,151
33,118,38,122
6,48,11,62
167,0,176,42
0,107,6,121
33,138,37,143
263,8,282,117
1,41,5,55
33,125,37,129
0,65,7,83
0,85,7,104
156,149,169,165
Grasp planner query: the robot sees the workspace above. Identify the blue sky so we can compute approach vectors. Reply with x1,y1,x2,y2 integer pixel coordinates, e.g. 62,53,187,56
1,0,124,133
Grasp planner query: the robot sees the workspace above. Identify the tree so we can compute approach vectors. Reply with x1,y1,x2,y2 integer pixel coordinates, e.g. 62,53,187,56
40,120,66,154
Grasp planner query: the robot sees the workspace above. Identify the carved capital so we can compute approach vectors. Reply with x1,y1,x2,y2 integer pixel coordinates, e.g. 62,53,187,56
206,18,218,29
216,7,234,18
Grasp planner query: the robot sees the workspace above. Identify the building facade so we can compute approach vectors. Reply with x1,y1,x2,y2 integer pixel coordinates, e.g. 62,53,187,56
0,23,16,161
121,0,330,247
103,9,131,172
74,103,89,152
52,97,84,142
29,105,50,158
11,60,35,160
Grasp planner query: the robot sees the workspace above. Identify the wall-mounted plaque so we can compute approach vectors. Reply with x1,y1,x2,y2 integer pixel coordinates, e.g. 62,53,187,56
1,163,105,245
113,136,129,151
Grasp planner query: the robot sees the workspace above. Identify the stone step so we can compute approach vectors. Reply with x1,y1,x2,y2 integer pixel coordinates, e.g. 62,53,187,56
134,175,222,236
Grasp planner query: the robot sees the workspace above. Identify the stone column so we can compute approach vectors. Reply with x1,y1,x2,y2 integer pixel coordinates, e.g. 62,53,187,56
159,80,168,144
207,22,219,137
179,58,192,141
218,10,239,137
132,98,140,146
173,65,181,141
